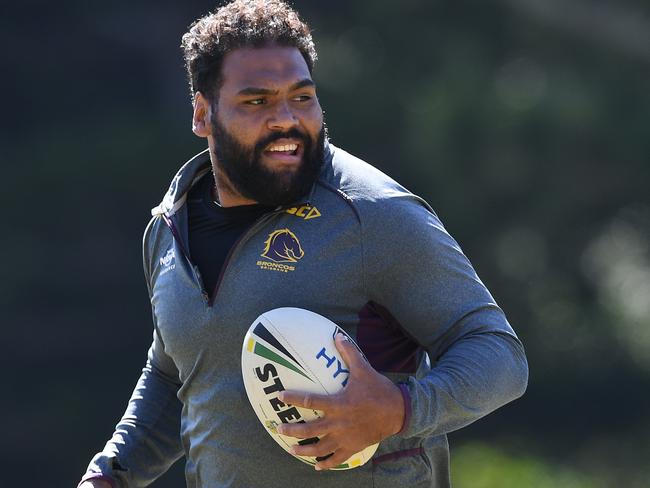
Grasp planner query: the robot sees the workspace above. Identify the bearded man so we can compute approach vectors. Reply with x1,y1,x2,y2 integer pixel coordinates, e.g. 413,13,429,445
79,1,528,487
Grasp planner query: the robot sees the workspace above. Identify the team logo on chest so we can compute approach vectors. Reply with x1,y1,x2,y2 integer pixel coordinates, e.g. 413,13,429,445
257,228,304,273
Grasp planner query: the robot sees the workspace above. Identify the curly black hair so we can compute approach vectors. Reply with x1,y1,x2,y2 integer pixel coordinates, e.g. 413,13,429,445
181,0,317,102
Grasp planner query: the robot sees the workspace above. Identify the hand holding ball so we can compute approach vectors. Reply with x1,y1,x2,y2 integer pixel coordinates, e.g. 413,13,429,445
240,308,379,469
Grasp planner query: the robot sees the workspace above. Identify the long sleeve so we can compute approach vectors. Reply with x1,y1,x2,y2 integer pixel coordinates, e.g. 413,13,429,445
80,332,184,488
361,194,529,439
80,217,184,487
398,309,528,438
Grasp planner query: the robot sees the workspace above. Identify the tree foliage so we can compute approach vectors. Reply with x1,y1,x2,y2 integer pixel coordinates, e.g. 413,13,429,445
2,0,649,486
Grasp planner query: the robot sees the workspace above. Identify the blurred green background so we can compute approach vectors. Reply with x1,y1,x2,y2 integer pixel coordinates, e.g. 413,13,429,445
3,0,649,486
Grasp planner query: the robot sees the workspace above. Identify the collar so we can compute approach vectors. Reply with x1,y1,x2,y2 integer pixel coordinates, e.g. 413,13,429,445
151,140,334,218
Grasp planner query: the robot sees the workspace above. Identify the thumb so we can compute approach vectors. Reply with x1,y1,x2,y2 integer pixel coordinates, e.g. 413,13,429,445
334,332,368,373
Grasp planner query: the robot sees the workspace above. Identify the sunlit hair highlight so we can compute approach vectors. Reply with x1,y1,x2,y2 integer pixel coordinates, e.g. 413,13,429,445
181,0,317,102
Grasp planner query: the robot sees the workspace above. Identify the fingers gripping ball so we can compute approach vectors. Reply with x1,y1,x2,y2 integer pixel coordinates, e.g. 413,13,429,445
240,307,378,469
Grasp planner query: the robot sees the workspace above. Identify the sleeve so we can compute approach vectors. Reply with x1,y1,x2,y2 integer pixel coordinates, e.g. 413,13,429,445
80,219,184,487
361,195,529,439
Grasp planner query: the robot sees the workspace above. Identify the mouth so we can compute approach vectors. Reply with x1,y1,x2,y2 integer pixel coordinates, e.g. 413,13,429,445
263,139,303,166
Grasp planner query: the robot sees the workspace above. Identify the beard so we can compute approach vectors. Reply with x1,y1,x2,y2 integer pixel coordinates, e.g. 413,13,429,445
210,112,326,207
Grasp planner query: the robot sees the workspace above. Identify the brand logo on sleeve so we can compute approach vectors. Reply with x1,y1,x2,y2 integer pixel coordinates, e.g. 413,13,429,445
159,247,176,275
257,228,304,273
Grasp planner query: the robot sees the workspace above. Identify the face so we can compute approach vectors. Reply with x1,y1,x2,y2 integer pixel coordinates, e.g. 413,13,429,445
197,45,325,207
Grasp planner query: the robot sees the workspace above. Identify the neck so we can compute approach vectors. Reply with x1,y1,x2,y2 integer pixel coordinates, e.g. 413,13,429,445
211,170,258,208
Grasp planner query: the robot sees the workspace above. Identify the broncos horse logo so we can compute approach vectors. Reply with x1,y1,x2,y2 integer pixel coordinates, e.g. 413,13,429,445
261,229,305,263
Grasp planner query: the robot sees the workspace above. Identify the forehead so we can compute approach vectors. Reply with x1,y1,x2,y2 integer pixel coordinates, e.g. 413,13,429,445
220,46,312,92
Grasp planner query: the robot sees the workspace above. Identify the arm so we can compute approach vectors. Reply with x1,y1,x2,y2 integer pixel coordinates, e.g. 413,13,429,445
364,197,529,440
78,333,184,488
397,308,528,438
79,218,184,487
280,196,528,467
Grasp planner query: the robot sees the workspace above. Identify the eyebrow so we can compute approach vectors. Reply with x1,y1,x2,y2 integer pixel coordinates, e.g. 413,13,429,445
237,78,315,96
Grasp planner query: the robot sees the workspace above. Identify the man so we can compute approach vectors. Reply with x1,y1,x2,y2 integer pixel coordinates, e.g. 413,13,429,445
79,1,528,487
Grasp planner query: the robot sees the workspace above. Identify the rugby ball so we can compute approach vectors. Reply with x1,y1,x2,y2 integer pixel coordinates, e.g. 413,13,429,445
241,307,379,469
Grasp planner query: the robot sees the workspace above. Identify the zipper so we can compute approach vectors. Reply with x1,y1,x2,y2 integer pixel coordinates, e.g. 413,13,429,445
207,211,280,307
162,209,284,307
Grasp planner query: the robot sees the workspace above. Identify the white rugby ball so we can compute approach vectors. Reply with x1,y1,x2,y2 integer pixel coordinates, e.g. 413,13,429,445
241,307,379,469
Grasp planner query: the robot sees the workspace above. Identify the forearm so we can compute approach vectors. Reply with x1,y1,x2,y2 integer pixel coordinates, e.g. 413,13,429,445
400,322,528,439
81,356,184,487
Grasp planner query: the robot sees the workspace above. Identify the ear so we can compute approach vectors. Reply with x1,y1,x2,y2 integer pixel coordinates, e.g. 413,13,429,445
192,92,212,138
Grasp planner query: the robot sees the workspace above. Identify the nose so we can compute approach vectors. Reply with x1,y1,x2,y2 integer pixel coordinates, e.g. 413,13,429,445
267,100,299,131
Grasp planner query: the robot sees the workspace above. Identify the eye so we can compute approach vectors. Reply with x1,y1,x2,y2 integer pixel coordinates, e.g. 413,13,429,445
293,94,312,102
244,98,266,106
